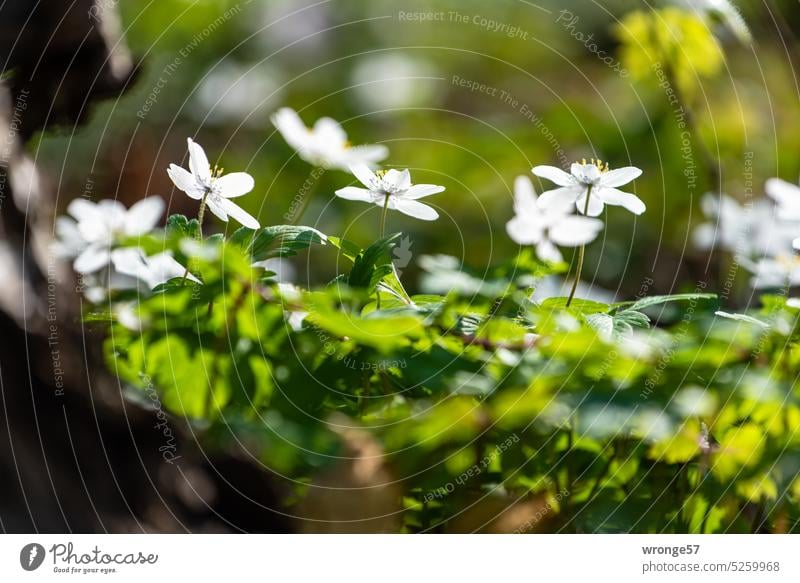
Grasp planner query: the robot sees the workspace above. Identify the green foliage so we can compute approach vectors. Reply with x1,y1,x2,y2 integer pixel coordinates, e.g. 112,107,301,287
616,8,724,99
97,214,800,533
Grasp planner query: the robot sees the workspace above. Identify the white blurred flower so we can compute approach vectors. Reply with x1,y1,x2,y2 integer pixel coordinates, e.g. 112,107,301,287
350,53,438,111
252,257,297,283
53,196,165,274
167,138,260,229
195,61,281,126
766,178,800,250
742,255,800,289
506,175,603,262
532,159,645,217
111,248,199,289
271,107,388,171
693,192,796,257
335,163,444,221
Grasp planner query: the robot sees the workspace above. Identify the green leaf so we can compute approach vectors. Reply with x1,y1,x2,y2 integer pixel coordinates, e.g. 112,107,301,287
348,232,402,292
714,310,770,328
541,297,610,314
166,214,200,239
237,225,328,262
624,293,717,312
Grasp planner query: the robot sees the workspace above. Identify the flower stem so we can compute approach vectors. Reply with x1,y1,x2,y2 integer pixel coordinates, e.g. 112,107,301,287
183,193,208,283
375,194,392,311
379,193,390,238
565,185,592,308
196,194,207,240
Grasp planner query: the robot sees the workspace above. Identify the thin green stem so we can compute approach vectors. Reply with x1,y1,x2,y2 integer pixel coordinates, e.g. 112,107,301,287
565,185,592,308
182,193,208,283
379,193,390,238
376,194,392,311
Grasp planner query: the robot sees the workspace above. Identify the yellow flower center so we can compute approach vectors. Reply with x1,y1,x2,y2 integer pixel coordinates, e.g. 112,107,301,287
578,158,610,173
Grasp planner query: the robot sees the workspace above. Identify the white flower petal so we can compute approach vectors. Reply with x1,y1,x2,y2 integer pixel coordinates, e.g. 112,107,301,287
74,244,111,274
393,198,439,221
600,166,642,188
215,172,255,198
217,197,260,229
766,177,800,220
272,107,309,150
111,247,148,280
506,216,544,245
597,187,646,215
513,175,539,214
145,253,199,287
538,185,583,209
536,239,563,263
187,138,211,182
405,184,445,200
692,223,716,250
205,197,229,222
53,217,85,258
571,163,601,184
349,162,379,190
342,144,389,166
576,192,605,217
124,197,165,235
335,186,374,202
550,216,604,246
168,164,204,200
67,198,99,222
794,237,800,251
383,168,411,192
312,117,347,145
532,165,575,186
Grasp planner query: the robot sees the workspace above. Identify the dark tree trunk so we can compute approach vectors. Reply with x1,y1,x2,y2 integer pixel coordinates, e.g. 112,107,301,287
0,0,290,533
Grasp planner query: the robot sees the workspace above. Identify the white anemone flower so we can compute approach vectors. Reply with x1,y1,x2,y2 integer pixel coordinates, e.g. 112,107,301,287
335,163,444,221
506,176,603,263
532,159,645,217
167,138,260,229
765,178,800,250
693,192,797,257
742,255,800,289
111,248,199,289
766,178,800,220
53,196,165,274
272,108,388,171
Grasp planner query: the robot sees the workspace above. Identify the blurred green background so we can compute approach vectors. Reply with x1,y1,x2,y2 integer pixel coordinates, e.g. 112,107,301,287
37,0,800,301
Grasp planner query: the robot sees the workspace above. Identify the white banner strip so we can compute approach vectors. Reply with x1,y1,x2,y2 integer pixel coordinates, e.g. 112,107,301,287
1,534,797,582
